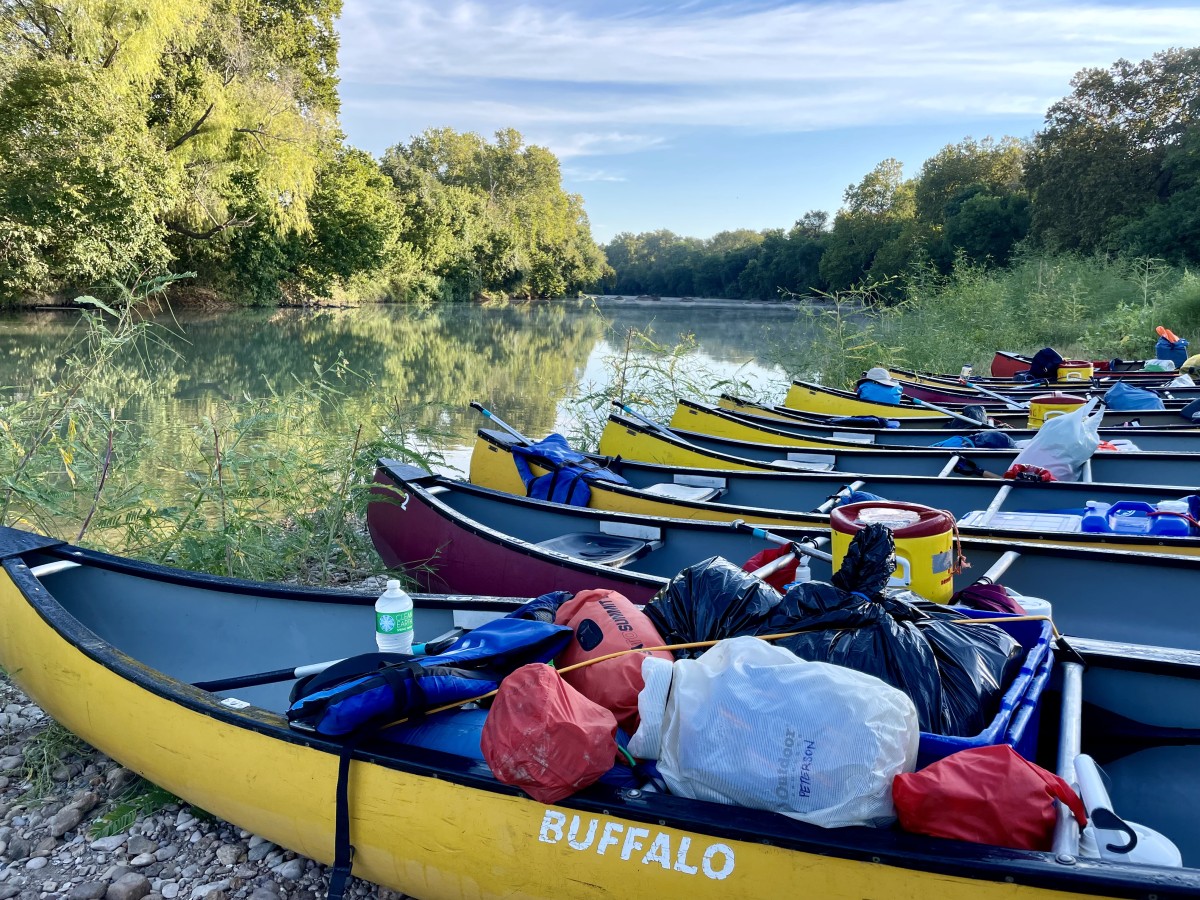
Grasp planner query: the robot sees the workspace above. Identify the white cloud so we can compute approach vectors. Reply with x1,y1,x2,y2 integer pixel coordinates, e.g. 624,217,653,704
562,167,629,183
338,0,1200,152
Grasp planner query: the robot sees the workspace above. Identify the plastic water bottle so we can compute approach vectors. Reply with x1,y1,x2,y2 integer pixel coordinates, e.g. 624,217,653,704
375,579,414,653
782,556,812,592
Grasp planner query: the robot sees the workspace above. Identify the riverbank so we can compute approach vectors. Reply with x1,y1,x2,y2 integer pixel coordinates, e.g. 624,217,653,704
0,667,402,900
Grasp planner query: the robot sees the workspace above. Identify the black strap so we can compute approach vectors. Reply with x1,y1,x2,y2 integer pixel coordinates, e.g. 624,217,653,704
324,664,425,900
327,733,363,900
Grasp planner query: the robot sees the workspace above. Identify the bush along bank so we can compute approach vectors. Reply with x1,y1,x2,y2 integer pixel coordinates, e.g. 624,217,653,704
773,253,1200,390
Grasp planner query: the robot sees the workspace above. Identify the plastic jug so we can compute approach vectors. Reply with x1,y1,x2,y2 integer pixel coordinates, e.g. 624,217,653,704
1105,501,1190,537
1081,501,1111,533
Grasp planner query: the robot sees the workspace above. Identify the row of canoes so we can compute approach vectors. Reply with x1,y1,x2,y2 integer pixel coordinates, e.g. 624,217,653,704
781,379,1200,424
3,361,1200,899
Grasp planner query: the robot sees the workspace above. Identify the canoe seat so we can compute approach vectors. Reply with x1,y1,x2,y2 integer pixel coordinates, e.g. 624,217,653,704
535,532,660,567
641,482,723,502
772,458,836,472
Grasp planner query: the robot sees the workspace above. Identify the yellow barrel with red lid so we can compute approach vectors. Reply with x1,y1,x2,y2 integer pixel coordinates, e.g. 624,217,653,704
1027,392,1087,428
829,501,956,603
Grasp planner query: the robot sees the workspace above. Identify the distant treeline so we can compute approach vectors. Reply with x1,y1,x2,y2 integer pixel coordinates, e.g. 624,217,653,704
600,48,1200,301
0,0,609,306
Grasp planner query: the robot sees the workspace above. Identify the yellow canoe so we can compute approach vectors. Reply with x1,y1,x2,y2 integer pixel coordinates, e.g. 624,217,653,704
785,381,944,418
6,525,1192,898
475,429,1200,557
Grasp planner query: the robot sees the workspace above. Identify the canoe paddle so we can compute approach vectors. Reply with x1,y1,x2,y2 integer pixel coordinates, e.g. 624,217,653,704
611,399,676,437
962,381,1032,410
911,397,995,426
470,401,533,444
193,628,467,693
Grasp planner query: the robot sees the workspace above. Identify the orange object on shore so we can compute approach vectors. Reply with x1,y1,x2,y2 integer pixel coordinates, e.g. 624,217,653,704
1158,325,1181,343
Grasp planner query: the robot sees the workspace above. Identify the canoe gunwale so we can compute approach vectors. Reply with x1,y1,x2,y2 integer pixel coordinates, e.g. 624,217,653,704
4,539,1200,897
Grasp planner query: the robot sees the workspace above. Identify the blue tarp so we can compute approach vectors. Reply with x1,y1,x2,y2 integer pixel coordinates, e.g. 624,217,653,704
1103,381,1165,411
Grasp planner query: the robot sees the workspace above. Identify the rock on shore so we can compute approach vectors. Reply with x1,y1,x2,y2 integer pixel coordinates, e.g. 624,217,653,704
0,678,411,900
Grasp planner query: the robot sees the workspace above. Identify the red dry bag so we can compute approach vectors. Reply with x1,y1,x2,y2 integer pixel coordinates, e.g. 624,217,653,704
893,744,1087,851
554,589,673,732
481,663,617,804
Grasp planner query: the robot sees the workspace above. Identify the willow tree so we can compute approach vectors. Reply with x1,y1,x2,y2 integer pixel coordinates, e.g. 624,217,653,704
0,0,344,303
381,127,609,300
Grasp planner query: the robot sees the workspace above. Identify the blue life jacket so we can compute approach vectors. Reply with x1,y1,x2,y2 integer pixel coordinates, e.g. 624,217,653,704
932,431,1015,450
510,433,628,506
835,489,887,506
286,615,573,736
857,381,903,405
1104,381,1165,412
287,604,574,900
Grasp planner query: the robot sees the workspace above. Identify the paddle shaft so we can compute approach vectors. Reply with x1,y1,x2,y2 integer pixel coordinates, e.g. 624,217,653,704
193,657,346,693
965,381,1030,410
470,402,532,444
612,399,675,436
912,397,992,426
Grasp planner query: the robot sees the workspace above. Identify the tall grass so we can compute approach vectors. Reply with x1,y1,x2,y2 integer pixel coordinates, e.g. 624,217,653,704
0,279,449,585
566,310,762,450
778,253,1200,389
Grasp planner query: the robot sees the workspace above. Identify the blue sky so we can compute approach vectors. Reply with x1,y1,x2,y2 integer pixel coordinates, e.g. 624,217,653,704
336,1,1200,243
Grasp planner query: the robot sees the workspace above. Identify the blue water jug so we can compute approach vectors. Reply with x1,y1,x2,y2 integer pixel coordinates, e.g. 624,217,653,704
1081,501,1110,533
1106,501,1192,537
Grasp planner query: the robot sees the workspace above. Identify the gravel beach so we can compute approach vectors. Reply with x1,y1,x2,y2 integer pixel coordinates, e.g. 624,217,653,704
0,676,408,900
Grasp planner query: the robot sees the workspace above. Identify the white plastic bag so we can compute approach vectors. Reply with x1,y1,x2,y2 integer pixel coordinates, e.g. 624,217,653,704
629,637,919,828
1168,373,1195,387
1007,398,1102,481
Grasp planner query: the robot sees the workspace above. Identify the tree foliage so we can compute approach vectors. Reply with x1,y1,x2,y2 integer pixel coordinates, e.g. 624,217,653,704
380,128,610,301
1026,48,1200,254
602,49,1200,301
0,1,607,305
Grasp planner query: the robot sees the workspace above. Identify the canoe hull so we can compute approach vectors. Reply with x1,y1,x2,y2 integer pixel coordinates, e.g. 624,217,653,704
470,430,1200,557
373,462,1200,650
7,530,1200,898
784,381,1197,426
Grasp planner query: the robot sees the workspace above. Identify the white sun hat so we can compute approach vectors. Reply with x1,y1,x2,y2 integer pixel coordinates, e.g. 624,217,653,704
863,366,898,386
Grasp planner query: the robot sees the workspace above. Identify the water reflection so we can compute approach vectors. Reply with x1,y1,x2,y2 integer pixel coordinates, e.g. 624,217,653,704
0,300,800,476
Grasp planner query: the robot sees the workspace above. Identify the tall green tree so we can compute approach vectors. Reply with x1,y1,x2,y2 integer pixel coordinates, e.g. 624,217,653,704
820,159,915,291
1025,48,1200,253
381,128,608,300
0,0,345,303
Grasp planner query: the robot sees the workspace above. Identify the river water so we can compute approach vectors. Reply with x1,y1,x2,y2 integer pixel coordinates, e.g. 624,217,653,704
0,297,810,477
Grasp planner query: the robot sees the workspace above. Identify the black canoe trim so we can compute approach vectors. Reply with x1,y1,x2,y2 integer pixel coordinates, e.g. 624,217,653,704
0,529,65,561
3,542,1200,897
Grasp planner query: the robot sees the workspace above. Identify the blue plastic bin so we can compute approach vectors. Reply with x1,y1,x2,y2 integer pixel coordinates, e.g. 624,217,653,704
915,607,1054,769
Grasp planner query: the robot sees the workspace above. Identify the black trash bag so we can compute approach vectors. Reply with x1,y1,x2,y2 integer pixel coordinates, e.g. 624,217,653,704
1028,347,1064,381
771,586,946,734
830,521,897,595
942,404,989,428
915,604,1023,736
642,556,782,657
771,525,1021,737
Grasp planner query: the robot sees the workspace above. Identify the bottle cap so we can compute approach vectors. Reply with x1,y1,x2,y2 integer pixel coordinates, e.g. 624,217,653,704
386,579,401,590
